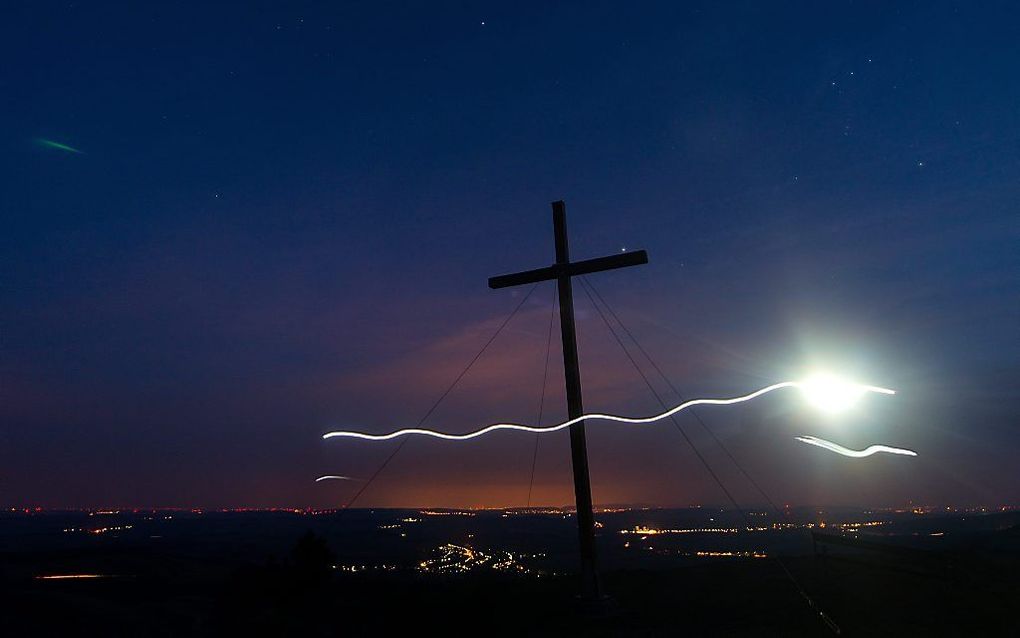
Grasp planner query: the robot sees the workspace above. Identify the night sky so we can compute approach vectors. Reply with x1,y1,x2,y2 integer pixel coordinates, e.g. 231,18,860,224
3,2,1018,509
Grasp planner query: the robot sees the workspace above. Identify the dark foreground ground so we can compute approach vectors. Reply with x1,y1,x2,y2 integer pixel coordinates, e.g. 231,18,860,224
2,508,1017,636
4,552,1018,636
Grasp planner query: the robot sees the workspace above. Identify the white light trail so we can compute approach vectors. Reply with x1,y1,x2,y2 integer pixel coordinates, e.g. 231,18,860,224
314,475,361,482
799,374,894,412
794,435,917,458
34,574,115,580
323,380,895,442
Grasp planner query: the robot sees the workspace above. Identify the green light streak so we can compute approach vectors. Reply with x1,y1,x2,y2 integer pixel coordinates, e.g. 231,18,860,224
36,138,83,154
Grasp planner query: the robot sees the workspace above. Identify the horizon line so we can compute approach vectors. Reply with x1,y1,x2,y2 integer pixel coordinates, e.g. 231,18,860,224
5,503,1016,513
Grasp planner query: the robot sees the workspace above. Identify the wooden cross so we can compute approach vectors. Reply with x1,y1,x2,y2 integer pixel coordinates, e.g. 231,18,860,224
489,200,648,599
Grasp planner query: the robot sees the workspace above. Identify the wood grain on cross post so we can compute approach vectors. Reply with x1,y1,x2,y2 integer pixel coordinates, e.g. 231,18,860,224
488,200,648,601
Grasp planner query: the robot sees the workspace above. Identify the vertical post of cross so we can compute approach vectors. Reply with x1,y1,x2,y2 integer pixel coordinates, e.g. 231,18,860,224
488,200,648,601
551,201,601,600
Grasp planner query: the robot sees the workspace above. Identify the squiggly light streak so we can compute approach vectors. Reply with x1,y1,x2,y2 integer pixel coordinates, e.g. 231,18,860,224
323,380,895,442
314,475,360,482
794,435,916,458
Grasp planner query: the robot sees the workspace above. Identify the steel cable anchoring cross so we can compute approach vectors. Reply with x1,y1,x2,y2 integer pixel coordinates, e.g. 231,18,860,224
319,283,541,512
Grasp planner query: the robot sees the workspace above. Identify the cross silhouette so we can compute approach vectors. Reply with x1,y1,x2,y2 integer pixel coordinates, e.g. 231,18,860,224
489,200,648,599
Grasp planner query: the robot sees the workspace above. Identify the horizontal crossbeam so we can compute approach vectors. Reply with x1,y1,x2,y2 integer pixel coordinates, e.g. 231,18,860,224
488,249,648,289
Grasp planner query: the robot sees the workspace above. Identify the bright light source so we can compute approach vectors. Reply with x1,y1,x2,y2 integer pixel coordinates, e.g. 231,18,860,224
799,374,894,413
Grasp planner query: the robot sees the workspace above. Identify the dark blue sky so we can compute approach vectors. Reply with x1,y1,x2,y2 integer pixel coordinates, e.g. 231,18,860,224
2,1,1017,508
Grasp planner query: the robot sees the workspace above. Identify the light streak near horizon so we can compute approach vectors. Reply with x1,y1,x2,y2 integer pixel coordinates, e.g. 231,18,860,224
314,475,361,482
35,574,115,580
323,380,897,445
794,436,917,458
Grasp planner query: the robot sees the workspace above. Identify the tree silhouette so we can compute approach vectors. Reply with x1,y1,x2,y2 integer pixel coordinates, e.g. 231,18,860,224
291,530,335,585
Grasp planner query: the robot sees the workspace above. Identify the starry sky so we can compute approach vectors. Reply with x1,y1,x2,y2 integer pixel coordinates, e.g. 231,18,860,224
3,1,1018,509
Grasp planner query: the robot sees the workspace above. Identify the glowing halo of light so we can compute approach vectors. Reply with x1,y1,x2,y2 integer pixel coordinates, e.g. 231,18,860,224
322,379,896,442
314,475,360,482
794,435,917,458
799,373,894,413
